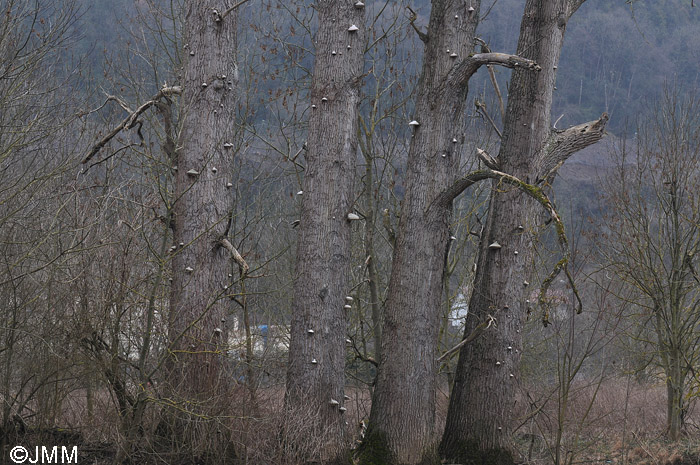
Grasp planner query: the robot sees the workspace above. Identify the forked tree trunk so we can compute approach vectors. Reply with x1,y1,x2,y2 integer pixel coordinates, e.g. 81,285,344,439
284,0,364,462
440,1,607,462
360,2,542,463
164,1,238,461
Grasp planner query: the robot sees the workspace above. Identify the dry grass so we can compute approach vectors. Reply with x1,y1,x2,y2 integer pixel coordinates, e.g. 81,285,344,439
513,377,700,464
24,374,700,464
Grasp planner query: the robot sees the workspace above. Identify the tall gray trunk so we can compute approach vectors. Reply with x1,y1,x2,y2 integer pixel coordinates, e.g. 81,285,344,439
164,1,238,460
361,2,482,463
440,1,606,462
284,0,364,461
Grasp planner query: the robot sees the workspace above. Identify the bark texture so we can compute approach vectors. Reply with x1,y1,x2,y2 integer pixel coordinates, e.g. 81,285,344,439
361,2,545,462
440,0,606,462
164,1,238,460
284,0,364,461
361,2,484,463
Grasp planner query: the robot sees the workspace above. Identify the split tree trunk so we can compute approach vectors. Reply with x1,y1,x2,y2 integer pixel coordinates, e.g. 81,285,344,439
164,1,238,461
440,1,608,462
360,2,540,463
284,0,364,462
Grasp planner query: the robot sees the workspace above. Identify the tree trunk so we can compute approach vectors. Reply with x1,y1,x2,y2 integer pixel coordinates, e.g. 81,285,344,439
163,1,238,461
360,1,551,461
440,1,606,462
364,157,383,362
284,1,364,462
667,347,684,441
360,2,501,463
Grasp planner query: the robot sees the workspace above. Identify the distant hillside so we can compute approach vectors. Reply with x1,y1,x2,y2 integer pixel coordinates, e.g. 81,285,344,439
470,0,700,131
71,0,699,131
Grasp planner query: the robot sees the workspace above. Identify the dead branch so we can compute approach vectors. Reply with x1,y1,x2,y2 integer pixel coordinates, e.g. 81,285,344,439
220,237,249,276
535,112,608,183
438,314,495,362
447,52,540,89
476,147,500,170
220,0,253,20
82,85,182,165
406,6,428,43
382,208,396,247
474,100,502,139
475,38,506,123
434,165,581,325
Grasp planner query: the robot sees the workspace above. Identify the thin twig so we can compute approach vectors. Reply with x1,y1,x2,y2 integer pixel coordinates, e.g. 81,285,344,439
475,100,502,138
438,315,495,362
220,0,253,19
406,6,428,42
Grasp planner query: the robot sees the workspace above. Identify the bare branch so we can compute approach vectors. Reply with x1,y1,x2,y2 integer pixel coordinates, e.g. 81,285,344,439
406,6,428,43
220,0,253,20
78,94,131,118
382,208,396,247
438,315,495,362
434,169,491,209
535,112,608,184
82,86,182,165
220,238,249,276
433,165,580,325
476,147,500,170
475,100,502,139
447,52,540,88
568,0,587,16
474,38,505,123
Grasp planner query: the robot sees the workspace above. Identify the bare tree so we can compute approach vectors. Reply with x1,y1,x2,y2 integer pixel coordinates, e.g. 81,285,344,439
284,0,365,461
158,0,241,461
599,88,700,441
357,1,553,463
441,0,608,462
81,1,242,460
0,0,85,453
